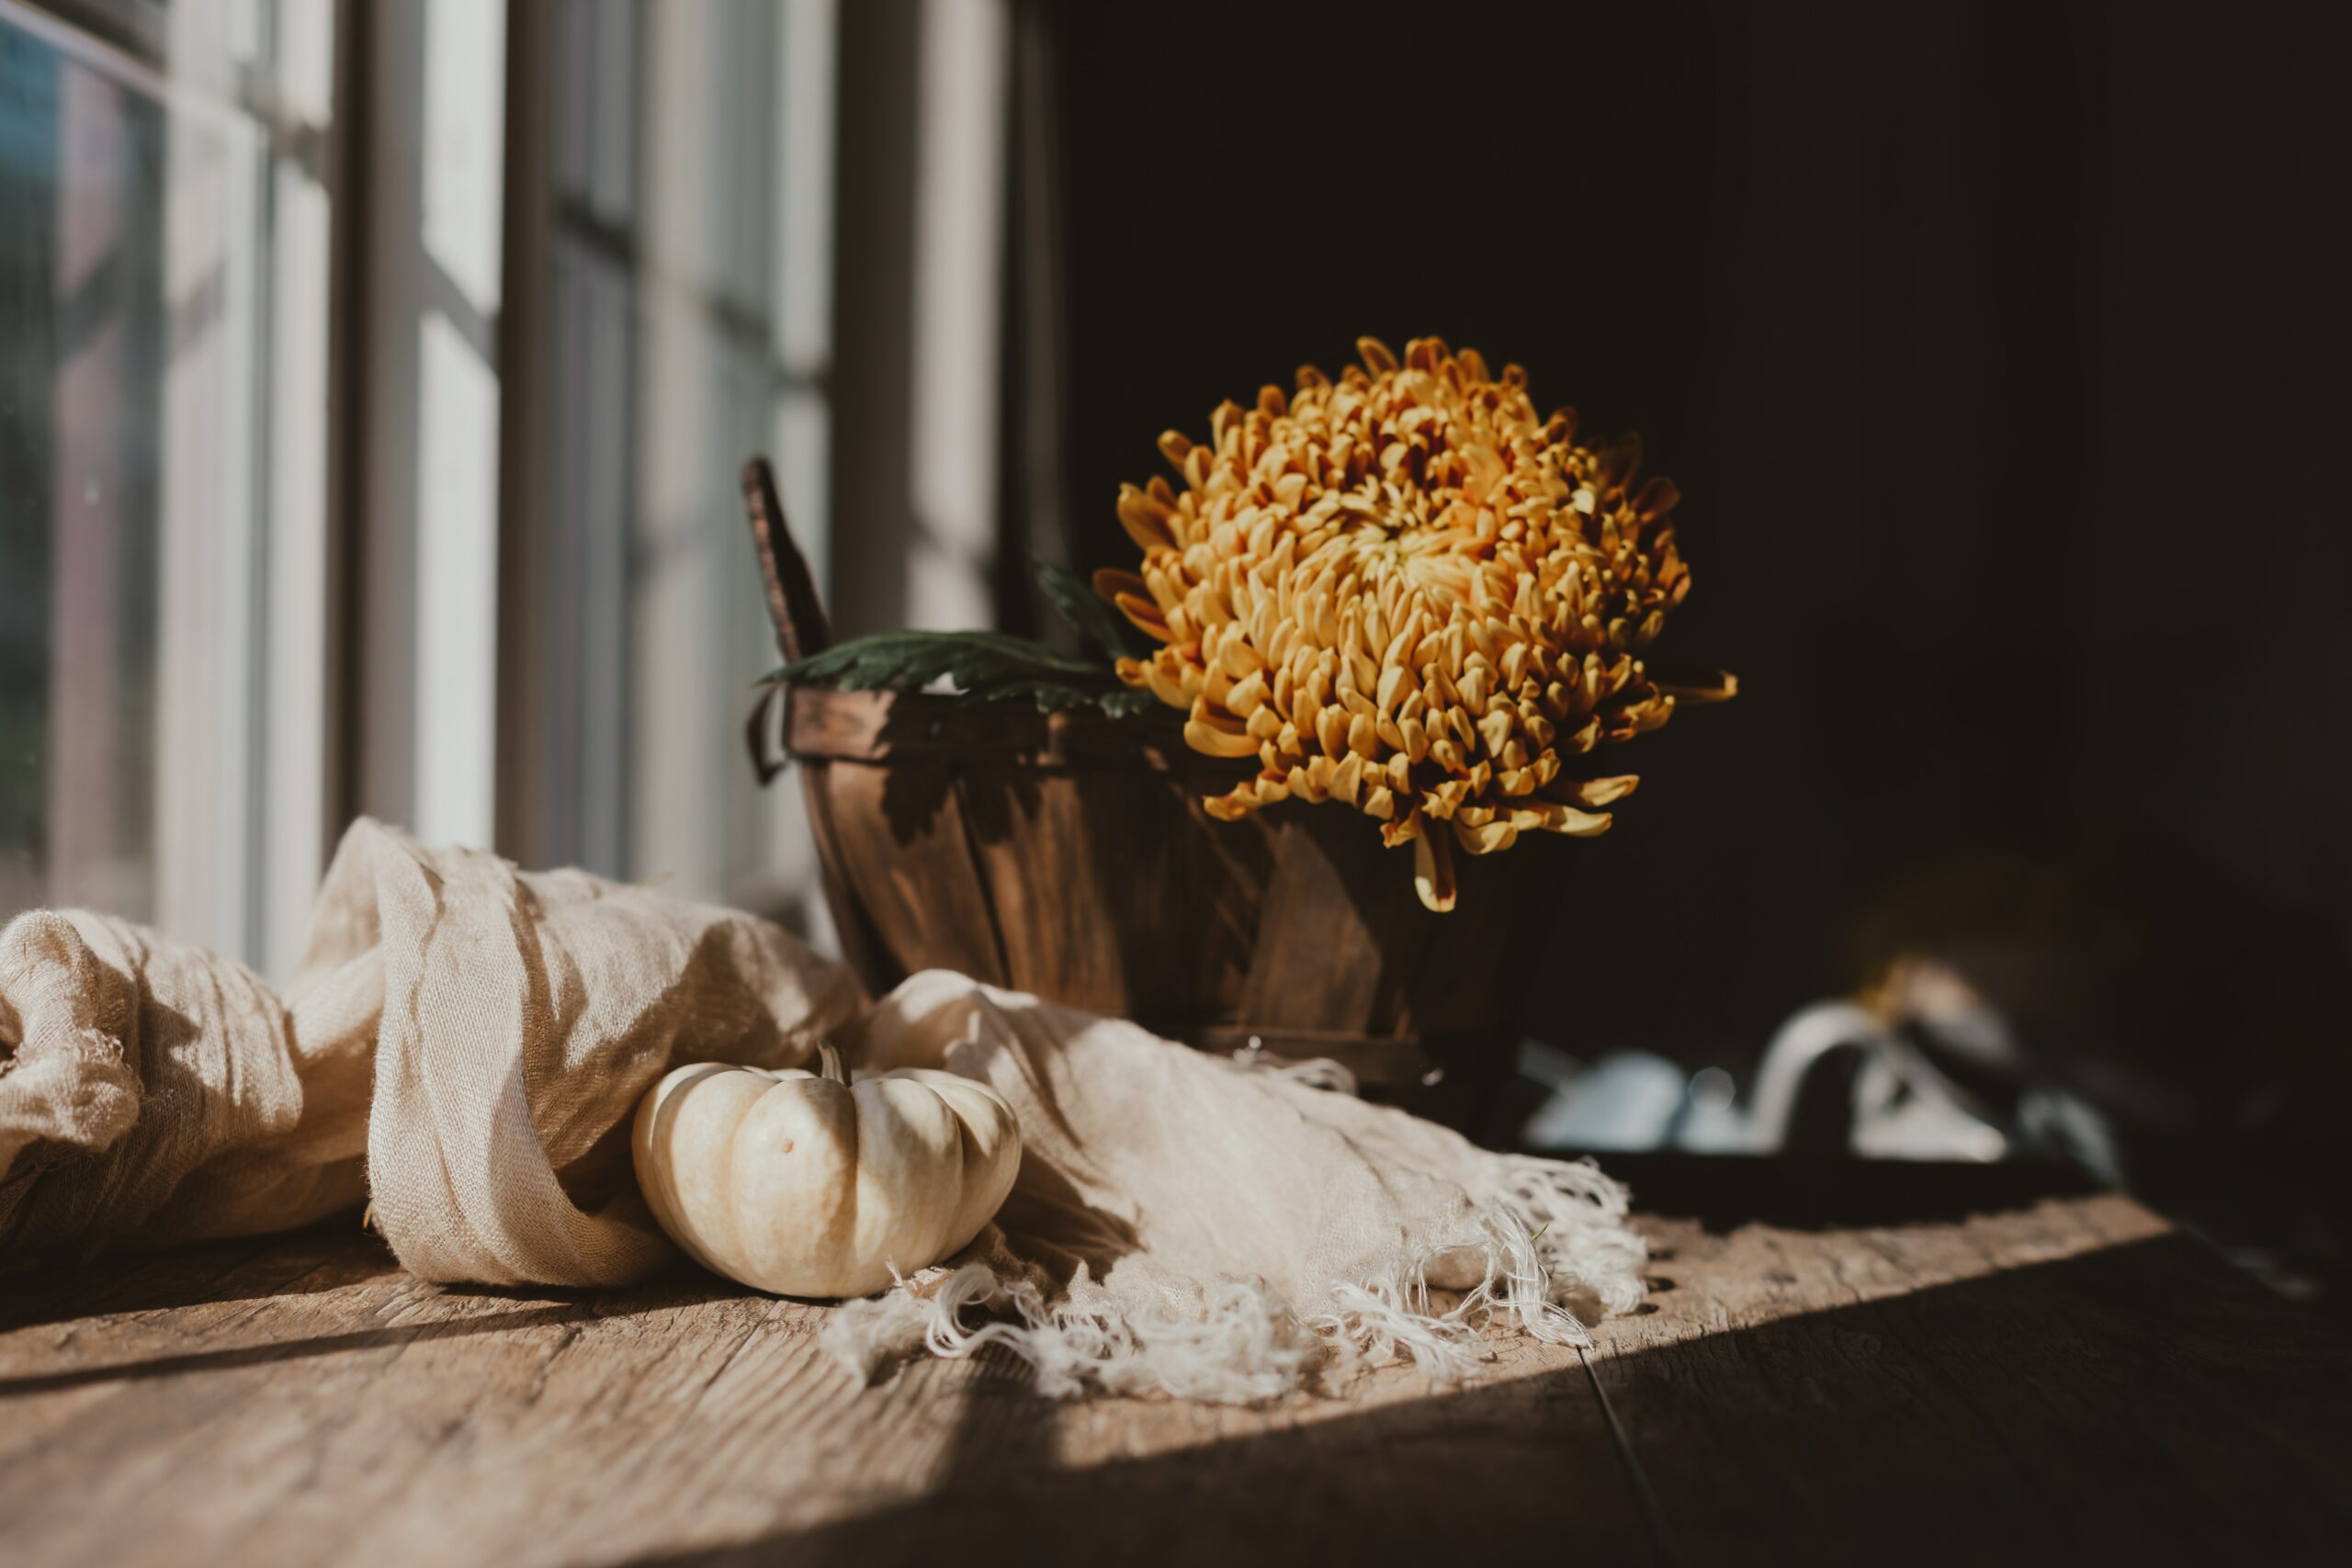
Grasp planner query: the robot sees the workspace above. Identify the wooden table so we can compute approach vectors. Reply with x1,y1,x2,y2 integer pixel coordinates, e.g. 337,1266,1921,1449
6,1158,2346,1565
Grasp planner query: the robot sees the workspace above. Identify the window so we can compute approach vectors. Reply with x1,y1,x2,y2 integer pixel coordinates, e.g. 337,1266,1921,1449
1,0,1001,966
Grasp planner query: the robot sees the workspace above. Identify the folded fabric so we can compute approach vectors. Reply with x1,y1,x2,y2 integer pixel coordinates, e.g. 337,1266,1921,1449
0,819,858,1282
826,972,1645,1400
0,819,1645,1401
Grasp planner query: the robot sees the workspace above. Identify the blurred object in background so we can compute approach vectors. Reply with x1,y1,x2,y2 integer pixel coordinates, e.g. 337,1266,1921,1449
1518,1011,2004,1165
1849,845,2350,1298
1518,1041,1750,1156
1522,842,2350,1298
1743,998,2012,1163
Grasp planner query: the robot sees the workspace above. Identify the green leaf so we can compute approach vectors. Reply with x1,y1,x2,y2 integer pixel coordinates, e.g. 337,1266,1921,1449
984,679,1161,718
1091,688,1160,717
766,630,1099,689
1033,556,1147,664
763,630,1151,717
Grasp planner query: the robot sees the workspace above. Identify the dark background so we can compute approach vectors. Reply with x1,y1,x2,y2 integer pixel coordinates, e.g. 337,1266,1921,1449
1034,0,2352,1075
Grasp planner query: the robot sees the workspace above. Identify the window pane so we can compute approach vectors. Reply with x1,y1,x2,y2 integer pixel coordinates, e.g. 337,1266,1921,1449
2,15,175,920
0,3,333,970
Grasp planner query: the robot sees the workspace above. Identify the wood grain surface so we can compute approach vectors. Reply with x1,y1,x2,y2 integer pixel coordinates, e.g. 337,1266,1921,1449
4,1162,2346,1567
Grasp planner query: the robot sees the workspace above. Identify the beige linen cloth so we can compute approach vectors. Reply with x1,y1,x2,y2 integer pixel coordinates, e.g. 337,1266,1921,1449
0,819,1643,1401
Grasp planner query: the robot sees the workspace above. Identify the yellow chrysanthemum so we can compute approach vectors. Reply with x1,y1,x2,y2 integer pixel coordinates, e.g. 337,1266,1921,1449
1100,335,1729,911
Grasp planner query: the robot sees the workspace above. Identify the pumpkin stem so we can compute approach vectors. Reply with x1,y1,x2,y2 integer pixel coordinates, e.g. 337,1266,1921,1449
815,1039,848,1085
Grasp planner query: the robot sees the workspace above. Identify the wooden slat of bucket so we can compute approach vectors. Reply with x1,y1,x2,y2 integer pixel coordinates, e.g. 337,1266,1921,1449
808,760,1011,988
796,760,899,998
951,762,1265,1024
1235,822,1392,1038
956,761,1159,1018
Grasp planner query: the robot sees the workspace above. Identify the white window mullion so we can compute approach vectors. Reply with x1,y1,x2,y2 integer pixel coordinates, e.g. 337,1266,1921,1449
904,0,1007,635
756,0,839,929
409,0,507,854
256,0,337,981
152,3,259,956
352,0,508,856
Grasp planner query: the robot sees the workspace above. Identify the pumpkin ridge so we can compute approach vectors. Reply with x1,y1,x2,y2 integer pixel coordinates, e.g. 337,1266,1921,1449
954,1100,976,1249
944,1087,989,1254
928,1087,973,1271
640,1066,736,1279
711,1072,756,1272
827,1080,863,1292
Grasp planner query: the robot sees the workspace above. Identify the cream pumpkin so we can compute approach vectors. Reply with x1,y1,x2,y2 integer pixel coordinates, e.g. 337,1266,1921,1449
631,1043,1021,1298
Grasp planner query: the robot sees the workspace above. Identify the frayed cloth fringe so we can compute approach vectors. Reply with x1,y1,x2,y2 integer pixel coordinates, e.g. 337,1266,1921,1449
819,1154,1645,1404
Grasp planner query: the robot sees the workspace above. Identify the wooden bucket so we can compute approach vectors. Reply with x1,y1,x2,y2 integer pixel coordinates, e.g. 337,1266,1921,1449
741,461,1566,1124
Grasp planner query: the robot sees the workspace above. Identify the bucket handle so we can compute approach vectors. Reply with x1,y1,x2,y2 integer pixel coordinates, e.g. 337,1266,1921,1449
741,457,831,783
741,457,831,662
